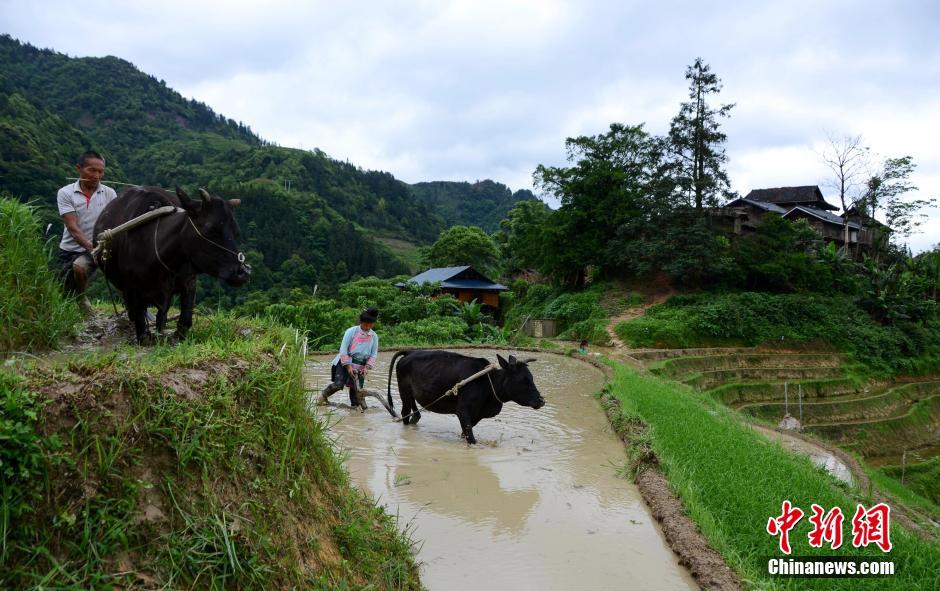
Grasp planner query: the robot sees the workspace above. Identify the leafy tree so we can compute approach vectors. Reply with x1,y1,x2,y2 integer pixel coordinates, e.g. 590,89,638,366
614,207,738,286
731,215,820,292
498,199,552,274
856,255,933,325
422,226,501,274
862,156,937,239
914,246,940,301
667,58,735,210
534,123,666,286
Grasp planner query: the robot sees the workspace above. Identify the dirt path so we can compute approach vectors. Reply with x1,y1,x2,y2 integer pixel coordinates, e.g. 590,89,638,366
604,291,672,348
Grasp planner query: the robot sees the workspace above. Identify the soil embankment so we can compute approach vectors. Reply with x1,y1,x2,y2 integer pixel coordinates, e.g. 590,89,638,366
1,315,421,590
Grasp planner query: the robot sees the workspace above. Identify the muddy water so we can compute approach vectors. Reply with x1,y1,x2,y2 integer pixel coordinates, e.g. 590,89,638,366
749,424,855,485
306,350,697,591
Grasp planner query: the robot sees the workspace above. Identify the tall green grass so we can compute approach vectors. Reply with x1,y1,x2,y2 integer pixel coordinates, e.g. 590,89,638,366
609,363,940,590
0,197,80,352
0,314,421,589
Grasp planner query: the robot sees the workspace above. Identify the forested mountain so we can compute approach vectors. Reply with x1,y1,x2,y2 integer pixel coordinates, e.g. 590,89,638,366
409,180,536,232
0,34,529,303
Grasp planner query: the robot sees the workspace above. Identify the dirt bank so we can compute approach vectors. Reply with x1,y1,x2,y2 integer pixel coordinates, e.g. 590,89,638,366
1,316,421,590
599,391,744,591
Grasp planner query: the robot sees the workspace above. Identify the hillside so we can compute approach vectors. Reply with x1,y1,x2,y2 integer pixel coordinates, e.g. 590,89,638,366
409,179,536,232
0,33,441,241
0,34,539,303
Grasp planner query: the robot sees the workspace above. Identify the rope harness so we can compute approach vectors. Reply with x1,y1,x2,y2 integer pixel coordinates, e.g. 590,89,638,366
92,204,248,320
393,364,503,423
93,205,182,261
184,214,247,263
94,205,247,273
93,206,183,315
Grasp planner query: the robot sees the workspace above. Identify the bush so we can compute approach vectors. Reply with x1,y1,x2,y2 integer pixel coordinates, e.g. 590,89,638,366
559,318,610,346
616,292,939,374
544,290,605,327
504,282,606,334
0,372,59,556
382,317,470,346
264,300,358,350
0,197,80,351
338,277,459,324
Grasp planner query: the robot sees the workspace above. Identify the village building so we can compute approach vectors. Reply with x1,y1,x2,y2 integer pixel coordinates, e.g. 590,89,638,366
714,185,885,250
396,266,509,311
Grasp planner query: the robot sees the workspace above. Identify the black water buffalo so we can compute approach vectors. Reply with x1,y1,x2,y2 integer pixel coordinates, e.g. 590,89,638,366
93,186,250,344
387,350,545,444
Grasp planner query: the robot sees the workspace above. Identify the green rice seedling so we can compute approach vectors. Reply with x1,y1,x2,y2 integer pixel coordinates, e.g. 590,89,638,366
0,198,81,352
609,363,940,590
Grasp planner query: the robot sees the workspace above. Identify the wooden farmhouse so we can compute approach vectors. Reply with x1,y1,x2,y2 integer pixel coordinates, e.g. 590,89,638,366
396,266,509,310
713,185,884,250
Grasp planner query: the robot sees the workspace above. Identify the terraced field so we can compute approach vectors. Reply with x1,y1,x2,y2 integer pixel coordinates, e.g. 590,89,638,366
640,347,940,485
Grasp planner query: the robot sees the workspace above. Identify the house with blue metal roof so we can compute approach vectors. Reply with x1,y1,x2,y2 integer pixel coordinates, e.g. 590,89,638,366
396,266,509,309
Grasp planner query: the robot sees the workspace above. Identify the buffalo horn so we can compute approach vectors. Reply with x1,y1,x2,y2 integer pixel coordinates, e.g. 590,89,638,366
229,199,241,207
519,357,537,364
199,188,211,202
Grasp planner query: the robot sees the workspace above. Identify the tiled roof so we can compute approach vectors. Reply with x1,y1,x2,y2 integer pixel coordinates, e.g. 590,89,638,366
785,206,861,230
726,197,789,215
745,186,839,211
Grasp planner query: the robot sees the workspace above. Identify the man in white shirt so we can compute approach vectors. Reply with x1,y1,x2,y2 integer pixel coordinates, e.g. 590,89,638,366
57,150,118,315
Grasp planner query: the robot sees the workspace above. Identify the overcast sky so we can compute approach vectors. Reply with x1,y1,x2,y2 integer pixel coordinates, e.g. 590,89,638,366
3,0,938,251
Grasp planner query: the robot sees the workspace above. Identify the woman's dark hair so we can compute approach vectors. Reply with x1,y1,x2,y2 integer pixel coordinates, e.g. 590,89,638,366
360,307,379,323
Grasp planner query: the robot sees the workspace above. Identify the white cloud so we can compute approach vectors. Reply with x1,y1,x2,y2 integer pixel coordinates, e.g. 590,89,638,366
1,0,938,251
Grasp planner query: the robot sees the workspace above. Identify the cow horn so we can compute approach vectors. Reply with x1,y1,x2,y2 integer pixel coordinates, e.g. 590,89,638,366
229,199,241,207
175,186,197,210
519,357,537,364
199,188,211,202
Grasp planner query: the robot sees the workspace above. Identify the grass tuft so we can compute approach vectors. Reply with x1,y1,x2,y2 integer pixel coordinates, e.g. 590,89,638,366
1,314,422,589
0,196,80,353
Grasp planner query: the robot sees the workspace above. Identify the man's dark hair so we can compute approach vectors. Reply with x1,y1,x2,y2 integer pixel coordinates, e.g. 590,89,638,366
78,150,105,167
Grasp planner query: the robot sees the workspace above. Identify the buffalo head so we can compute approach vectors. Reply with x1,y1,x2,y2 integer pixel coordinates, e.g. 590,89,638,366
496,354,545,409
176,187,251,287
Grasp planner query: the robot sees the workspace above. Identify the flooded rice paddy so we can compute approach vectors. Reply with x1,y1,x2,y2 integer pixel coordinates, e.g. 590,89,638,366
305,350,697,591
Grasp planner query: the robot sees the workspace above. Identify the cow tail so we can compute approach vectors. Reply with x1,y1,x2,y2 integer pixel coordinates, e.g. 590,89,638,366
387,350,409,409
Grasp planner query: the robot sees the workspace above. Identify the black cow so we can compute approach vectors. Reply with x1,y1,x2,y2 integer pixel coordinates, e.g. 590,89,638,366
387,350,545,444
93,186,250,344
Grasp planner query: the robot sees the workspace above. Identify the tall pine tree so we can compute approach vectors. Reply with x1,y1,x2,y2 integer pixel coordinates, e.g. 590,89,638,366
668,58,734,210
